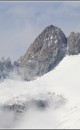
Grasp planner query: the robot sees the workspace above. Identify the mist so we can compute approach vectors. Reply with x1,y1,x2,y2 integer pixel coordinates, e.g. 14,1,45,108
0,55,80,128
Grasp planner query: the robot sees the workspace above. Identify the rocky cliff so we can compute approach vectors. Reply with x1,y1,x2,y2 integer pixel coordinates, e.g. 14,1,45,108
18,25,67,80
1,25,80,81
67,32,80,55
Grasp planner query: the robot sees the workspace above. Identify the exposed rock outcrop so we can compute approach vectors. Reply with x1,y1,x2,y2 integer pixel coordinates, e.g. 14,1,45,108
67,32,80,55
3,92,66,113
18,25,67,81
1,25,80,81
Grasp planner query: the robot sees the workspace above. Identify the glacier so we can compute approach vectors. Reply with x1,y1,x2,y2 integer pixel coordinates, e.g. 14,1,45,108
0,54,80,128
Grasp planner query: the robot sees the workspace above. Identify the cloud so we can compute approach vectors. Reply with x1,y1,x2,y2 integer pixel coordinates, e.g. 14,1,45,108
0,109,15,128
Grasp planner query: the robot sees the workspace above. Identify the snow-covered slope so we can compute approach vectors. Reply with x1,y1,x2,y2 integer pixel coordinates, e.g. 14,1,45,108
0,54,80,128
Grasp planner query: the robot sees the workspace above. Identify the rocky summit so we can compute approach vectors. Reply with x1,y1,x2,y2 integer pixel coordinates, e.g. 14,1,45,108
17,25,67,81
67,32,80,55
1,25,80,81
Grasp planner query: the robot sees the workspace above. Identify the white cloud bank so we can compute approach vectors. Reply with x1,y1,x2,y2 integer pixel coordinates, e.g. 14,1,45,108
0,54,80,128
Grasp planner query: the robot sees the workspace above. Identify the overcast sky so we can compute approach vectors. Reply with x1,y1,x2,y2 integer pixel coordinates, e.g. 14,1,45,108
0,1,80,61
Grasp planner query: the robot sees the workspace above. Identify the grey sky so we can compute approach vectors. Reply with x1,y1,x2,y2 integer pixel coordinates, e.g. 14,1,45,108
0,1,80,61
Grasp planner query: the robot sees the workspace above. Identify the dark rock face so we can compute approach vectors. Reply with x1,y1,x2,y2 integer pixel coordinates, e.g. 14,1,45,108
1,25,80,81
18,25,67,81
67,32,80,55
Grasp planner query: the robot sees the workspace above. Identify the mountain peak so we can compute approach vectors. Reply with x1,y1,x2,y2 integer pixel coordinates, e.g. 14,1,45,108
18,25,67,81
44,25,58,30
1,25,80,81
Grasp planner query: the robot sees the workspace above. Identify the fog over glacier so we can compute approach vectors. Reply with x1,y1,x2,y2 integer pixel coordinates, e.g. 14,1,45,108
0,55,80,128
